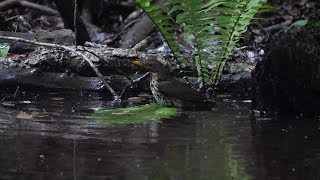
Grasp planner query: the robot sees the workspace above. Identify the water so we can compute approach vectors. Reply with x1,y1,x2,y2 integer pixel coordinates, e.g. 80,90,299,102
0,89,319,180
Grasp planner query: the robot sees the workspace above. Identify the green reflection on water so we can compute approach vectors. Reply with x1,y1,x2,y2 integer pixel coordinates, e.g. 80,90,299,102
92,103,180,124
130,110,251,180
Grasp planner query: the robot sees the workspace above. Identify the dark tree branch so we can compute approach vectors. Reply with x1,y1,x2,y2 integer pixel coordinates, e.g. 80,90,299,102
0,0,59,15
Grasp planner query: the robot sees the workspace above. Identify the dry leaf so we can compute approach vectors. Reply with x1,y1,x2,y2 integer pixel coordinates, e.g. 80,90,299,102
16,111,39,119
51,97,65,101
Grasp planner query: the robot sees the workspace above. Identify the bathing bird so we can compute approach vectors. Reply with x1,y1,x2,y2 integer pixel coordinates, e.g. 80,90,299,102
133,59,214,109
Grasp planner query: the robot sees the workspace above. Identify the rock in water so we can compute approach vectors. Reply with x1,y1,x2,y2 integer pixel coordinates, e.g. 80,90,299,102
252,17,320,117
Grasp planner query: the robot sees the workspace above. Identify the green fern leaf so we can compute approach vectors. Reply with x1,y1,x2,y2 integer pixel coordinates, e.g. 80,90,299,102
136,0,268,88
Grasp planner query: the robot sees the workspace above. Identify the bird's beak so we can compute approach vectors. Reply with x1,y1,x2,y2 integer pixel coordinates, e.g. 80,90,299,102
132,60,145,67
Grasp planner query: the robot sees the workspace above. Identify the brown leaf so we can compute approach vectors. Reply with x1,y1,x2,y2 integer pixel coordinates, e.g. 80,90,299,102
10,54,27,62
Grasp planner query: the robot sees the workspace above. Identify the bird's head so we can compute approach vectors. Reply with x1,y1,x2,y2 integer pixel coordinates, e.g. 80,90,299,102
133,59,170,75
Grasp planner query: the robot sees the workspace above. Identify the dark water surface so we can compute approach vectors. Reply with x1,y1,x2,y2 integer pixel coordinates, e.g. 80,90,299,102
0,89,320,180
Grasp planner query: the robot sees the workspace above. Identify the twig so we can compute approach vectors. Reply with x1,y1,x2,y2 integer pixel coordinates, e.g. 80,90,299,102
74,0,78,47
13,85,19,98
78,45,147,99
120,72,150,98
0,0,59,16
132,36,152,51
0,35,120,100
132,72,150,83
73,139,77,180
263,20,292,32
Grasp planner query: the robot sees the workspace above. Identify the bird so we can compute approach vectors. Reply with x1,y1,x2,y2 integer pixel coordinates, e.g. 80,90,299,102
133,59,214,109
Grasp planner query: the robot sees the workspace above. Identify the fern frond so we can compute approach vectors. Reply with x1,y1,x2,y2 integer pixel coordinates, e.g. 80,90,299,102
136,0,185,68
136,0,268,88
209,0,267,86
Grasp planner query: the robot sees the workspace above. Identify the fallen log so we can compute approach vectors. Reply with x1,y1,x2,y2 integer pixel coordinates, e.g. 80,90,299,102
1,41,254,77
0,68,149,94
0,29,75,53
0,34,255,99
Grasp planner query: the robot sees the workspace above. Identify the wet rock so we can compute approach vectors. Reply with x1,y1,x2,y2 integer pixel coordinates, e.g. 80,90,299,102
230,72,251,81
252,17,320,117
224,62,256,74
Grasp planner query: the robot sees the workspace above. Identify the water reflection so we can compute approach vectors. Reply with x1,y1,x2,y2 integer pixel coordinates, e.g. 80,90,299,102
0,89,319,179
252,118,320,180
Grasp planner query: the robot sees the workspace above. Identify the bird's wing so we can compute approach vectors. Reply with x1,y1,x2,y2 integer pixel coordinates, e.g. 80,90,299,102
157,80,207,102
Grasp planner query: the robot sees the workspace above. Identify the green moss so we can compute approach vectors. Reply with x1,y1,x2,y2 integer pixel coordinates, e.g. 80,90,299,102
314,21,320,28
308,11,320,29
0,43,10,57
92,103,179,124
290,19,308,28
